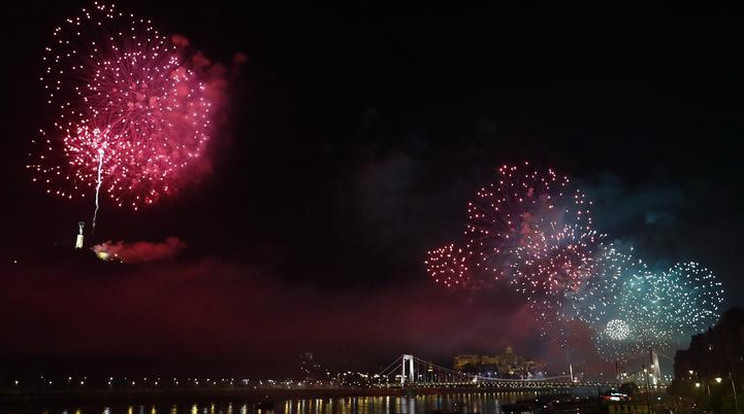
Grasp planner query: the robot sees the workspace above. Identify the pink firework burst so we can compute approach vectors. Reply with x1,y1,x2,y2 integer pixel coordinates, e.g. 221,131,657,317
464,161,593,281
28,2,213,211
512,226,601,306
512,226,602,348
424,243,471,288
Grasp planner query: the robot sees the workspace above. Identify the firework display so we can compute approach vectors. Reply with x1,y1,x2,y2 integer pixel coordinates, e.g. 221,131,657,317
26,1,727,362
507,226,601,347
464,162,593,282
567,244,645,326
569,257,724,362
604,319,630,341
511,226,601,305
28,2,214,222
615,262,725,345
663,262,725,333
424,243,471,288
591,316,651,362
425,161,727,361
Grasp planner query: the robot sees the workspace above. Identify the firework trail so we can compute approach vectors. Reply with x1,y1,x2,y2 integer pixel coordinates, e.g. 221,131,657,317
92,147,104,232
28,2,217,226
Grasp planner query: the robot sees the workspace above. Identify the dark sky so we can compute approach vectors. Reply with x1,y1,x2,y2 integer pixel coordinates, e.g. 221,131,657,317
1,1,742,378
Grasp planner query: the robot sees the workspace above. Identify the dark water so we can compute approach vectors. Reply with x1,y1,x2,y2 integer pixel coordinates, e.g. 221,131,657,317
2,391,544,414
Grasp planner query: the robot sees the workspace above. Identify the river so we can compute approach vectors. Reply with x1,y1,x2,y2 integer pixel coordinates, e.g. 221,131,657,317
1,390,562,414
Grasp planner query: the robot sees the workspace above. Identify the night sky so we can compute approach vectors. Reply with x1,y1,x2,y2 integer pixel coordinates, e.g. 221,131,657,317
1,1,742,378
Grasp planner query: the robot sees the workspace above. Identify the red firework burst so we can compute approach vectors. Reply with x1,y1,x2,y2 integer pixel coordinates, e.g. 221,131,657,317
511,226,601,302
464,161,593,281
28,2,213,211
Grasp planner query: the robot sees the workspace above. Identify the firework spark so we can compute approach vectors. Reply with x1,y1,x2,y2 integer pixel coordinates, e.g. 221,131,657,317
604,319,630,341
424,243,471,288
509,227,602,347
512,226,601,303
464,162,593,282
618,261,725,345
568,244,645,326
663,262,725,334
580,258,725,361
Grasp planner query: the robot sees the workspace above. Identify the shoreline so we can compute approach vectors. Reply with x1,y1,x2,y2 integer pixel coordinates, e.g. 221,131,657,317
0,386,582,405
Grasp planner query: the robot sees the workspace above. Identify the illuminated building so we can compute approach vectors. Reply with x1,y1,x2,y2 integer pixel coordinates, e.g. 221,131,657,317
453,347,541,378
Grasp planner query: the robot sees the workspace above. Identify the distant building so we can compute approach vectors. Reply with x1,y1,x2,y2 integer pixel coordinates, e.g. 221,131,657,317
674,307,744,382
453,347,541,378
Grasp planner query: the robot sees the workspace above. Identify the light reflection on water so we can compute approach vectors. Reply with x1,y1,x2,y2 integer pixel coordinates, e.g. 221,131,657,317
9,391,542,414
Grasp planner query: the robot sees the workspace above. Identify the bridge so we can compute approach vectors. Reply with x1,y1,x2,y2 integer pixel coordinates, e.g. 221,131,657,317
374,354,618,391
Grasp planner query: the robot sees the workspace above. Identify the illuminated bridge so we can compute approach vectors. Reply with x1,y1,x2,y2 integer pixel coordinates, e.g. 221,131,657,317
375,354,616,391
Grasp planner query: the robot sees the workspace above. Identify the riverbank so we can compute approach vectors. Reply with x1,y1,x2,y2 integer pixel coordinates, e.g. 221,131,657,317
0,386,574,405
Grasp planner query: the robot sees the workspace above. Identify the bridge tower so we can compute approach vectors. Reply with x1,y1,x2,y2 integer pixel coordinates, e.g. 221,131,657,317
649,348,661,387
401,354,415,385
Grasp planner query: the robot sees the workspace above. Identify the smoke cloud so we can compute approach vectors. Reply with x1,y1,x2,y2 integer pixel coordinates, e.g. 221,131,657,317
170,34,246,181
0,253,613,377
92,237,186,263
